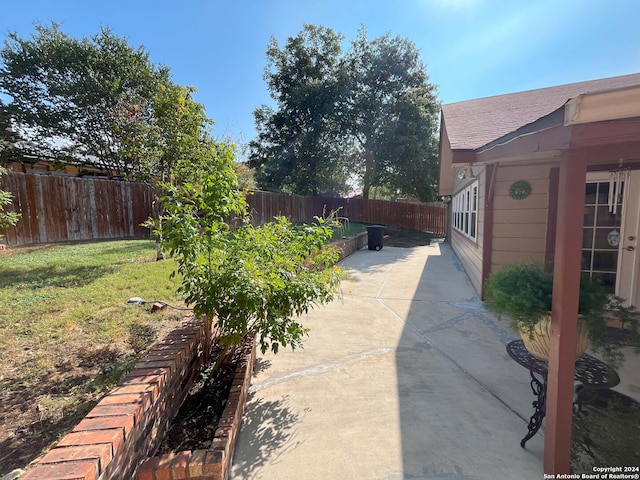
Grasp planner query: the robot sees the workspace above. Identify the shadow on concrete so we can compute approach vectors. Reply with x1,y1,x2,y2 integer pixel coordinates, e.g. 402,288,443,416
390,242,544,479
231,395,301,480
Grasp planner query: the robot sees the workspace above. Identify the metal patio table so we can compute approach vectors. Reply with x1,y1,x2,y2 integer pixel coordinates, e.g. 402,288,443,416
506,339,620,447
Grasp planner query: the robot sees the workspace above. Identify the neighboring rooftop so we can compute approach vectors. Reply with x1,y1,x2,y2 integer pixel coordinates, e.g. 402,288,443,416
442,73,640,151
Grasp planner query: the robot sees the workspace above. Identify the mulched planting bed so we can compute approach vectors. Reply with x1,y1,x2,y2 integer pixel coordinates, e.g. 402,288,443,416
156,343,247,453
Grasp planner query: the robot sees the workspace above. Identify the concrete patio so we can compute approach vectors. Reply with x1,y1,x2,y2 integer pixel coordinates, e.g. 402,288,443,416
230,241,639,480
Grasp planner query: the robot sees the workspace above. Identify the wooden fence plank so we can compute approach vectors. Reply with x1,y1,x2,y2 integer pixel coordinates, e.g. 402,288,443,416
1,173,446,246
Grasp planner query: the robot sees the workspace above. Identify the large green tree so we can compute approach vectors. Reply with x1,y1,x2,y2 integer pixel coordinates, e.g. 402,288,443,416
0,23,230,188
343,28,440,201
249,25,351,196
250,25,440,202
0,23,169,178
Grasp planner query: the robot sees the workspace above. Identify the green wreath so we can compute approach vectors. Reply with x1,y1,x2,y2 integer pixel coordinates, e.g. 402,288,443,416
509,180,532,200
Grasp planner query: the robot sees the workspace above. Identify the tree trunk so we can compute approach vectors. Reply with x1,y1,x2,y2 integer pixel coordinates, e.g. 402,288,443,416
154,196,165,261
361,149,375,200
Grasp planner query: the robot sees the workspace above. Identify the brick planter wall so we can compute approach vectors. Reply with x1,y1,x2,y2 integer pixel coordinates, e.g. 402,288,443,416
331,232,368,260
136,340,256,480
22,317,210,480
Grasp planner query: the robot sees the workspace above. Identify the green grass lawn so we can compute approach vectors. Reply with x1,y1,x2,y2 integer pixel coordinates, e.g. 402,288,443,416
0,240,186,472
329,221,368,241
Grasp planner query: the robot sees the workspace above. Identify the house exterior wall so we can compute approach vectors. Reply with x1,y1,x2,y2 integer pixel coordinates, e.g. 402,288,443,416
490,164,553,272
450,165,486,295
438,120,455,196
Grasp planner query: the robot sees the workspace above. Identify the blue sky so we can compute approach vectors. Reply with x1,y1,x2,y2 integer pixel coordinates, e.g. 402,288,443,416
2,0,639,156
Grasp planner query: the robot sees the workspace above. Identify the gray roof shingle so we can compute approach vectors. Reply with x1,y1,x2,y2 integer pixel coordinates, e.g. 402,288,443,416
442,73,640,151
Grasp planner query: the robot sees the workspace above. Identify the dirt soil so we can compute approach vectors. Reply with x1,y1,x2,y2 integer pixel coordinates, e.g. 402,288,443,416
156,344,246,453
0,317,181,475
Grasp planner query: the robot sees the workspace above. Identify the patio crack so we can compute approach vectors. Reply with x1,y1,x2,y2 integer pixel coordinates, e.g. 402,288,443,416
249,347,393,394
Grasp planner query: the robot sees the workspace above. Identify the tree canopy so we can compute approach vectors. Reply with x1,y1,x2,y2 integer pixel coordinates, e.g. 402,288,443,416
249,25,350,196
0,23,227,186
249,25,440,201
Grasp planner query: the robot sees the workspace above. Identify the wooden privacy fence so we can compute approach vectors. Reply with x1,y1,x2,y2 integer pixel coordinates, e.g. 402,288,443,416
245,190,315,226
247,191,447,236
0,172,155,246
0,173,447,246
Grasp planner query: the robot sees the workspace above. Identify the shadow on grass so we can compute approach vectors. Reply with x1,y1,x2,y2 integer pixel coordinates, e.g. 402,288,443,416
231,395,301,479
91,240,155,259
0,264,116,290
0,397,97,472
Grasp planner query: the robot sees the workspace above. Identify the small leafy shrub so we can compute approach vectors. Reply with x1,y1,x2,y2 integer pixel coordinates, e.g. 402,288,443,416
484,262,554,329
157,169,345,368
0,164,21,239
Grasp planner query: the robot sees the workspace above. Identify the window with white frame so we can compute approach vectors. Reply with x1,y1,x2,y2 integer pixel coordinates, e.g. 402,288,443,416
452,181,478,241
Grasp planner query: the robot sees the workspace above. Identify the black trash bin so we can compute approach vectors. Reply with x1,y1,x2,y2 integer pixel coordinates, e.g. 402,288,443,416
367,225,385,251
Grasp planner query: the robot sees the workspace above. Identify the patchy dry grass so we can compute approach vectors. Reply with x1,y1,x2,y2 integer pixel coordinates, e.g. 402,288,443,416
0,240,187,473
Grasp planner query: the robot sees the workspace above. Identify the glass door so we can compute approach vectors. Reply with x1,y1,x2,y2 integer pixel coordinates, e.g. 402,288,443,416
582,173,623,294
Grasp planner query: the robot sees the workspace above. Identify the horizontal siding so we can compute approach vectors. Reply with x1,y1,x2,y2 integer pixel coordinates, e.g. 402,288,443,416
493,193,549,210
452,231,483,294
492,237,545,253
494,165,554,181
491,250,545,269
493,223,546,239
491,164,552,272
493,208,548,224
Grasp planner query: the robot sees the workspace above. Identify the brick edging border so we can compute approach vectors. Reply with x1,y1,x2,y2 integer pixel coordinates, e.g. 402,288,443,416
332,231,368,260
136,339,256,480
22,316,210,480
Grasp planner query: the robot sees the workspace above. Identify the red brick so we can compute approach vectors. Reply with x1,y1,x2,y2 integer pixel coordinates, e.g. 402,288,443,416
187,450,207,477
170,451,190,479
98,392,151,410
164,334,196,344
218,416,233,427
136,456,159,480
73,416,134,436
126,367,170,380
224,400,239,411
110,383,159,400
121,374,165,389
145,349,183,362
57,429,125,454
22,461,98,480
203,450,223,475
86,403,143,424
150,345,185,353
154,454,174,480
40,444,112,471
214,426,232,439
210,438,229,456
134,359,177,375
